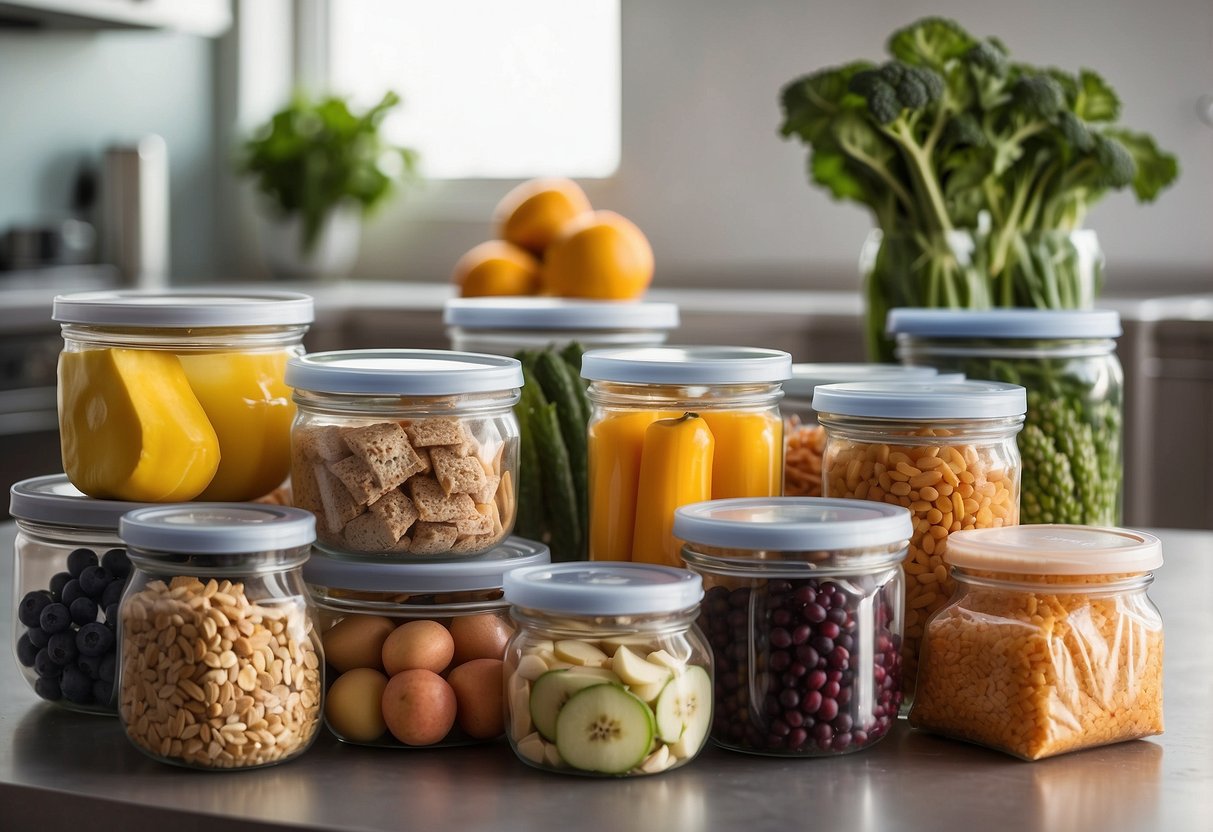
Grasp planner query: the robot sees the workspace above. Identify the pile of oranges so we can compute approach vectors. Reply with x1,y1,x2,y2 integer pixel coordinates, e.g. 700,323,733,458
452,179,654,301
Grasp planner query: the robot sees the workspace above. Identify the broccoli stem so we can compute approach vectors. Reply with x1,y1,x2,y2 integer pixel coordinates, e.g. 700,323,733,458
883,120,953,233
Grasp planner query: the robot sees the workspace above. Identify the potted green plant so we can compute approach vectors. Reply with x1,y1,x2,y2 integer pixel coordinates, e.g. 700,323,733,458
239,91,419,280
778,17,1179,360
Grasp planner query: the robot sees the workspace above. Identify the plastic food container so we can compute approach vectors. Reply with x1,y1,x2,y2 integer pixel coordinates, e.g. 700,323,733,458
305,537,549,747
581,346,792,565
676,498,911,756
782,364,950,498
888,308,1124,526
444,297,680,357
117,504,322,770
502,562,711,776
53,289,313,504
814,379,1026,698
910,525,1163,760
285,349,523,560
9,474,148,714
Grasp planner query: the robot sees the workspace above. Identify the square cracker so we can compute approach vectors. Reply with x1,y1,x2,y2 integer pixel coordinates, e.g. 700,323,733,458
298,424,352,463
313,463,364,534
290,465,323,512
405,418,466,448
430,446,488,496
342,512,397,552
328,455,394,505
455,503,495,536
408,476,479,523
343,422,425,489
410,522,458,555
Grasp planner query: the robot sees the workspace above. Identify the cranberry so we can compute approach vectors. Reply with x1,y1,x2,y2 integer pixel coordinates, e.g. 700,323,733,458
803,603,827,623
805,669,827,691
801,690,822,714
817,697,839,722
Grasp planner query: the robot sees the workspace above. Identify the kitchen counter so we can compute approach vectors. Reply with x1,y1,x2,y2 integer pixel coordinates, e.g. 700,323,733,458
0,524,1210,832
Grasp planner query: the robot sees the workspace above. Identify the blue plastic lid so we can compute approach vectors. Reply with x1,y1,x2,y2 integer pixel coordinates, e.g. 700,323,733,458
580,346,792,385
286,349,524,396
946,525,1162,575
10,474,154,531
503,562,704,615
120,504,316,555
887,308,1122,339
444,297,680,331
53,289,314,327
674,497,912,553
783,363,940,399
303,536,550,593
812,380,1026,419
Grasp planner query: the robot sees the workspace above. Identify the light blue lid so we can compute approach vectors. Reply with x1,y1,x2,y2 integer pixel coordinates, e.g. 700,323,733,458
580,346,792,385
673,498,912,553
444,297,679,331
887,308,1122,339
812,379,1026,419
783,363,939,398
286,349,524,396
303,536,550,593
10,474,155,531
503,562,703,615
120,504,316,554
53,289,314,327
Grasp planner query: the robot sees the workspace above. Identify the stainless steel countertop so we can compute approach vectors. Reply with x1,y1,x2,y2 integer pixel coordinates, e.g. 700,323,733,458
1,524,1210,832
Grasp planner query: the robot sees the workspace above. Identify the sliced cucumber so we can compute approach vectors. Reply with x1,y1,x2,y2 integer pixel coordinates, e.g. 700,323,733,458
555,684,656,774
654,664,712,751
529,669,614,741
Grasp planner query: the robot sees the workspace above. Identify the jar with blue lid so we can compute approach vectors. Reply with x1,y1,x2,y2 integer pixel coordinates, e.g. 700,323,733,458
303,537,550,748
501,561,712,776
813,379,1026,700
675,497,912,756
116,504,322,770
887,308,1124,526
285,349,523,560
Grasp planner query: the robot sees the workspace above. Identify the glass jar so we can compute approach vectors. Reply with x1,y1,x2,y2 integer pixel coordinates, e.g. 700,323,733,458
285,349,523,560
9,474,149,714
304,537,549,747
502,562,711,776
52,289,313,504
581,346,792,565
675,497,911,756
116,504,322,770
444,297,680,357
813,379,1026,699
910,525,1163,761
888,308,1124,526
782,364,951,499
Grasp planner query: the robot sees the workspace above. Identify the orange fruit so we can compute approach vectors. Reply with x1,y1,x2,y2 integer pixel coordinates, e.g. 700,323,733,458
452,240,542,297
542,210,654,300
493,178,592,256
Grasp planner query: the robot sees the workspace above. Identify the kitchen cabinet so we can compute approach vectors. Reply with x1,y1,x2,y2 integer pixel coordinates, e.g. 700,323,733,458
0,0,230,35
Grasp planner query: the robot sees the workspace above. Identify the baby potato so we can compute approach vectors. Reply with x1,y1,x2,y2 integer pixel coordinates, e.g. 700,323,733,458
325,668,389,743
382,619,455,675
323,615,396,673
447,658,505,740
382,668,457,746
450,613,513,666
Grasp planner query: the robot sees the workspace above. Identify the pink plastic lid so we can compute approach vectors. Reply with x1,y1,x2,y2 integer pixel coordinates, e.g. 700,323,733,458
944,525,1162,575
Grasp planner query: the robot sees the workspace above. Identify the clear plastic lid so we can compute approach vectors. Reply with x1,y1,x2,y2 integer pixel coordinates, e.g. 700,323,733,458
580,346,792,385
674,497,912,554
120,504,317,554
783,363,940,399
812,380,1027,420
944,525,1162,575
443,297,680,331
503,562,703,616
52,289,314,327
303,537,550,594
285,349,524,396
887,308,1122,340
9,474,153,531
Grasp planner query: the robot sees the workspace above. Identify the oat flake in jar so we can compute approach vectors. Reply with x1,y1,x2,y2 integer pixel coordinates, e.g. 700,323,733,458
813,379,1026,698
910,525,1164,760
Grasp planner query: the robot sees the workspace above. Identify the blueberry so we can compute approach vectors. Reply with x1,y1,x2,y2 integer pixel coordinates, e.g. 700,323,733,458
77,653,103,679
47,631,78,665
27,626,50,649
92,679,115,707
101,548,131,579
98,653,116,684
18,590,53,628
67,548,98,578
60,666,93,704
34,649,62,678
34,676,62,701
16,632,38,667
79,566,113,599
76,622,114,657
70,596,99,626
61,580,85,607
104,603,119,629
49,571,72,601
101,578,125,609
39,602,72,634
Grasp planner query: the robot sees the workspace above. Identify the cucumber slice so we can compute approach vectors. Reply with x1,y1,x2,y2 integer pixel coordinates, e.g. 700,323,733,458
529,669,614,741
654,665,712,751
555,684,656,774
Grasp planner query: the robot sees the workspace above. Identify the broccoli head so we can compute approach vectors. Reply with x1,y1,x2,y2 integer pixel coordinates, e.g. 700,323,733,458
965,39,1009,77
1093,133,1136,189
1011,75,1066,120
849,62,945,125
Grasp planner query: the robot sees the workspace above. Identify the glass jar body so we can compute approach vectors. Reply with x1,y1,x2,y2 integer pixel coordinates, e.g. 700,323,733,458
587,380,784,564
449,326,670,357
117,547,323,770
910,567,1163,760
503,606,713,776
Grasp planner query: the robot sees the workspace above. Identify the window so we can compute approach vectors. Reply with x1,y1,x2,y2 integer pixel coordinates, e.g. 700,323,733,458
327,0,621,180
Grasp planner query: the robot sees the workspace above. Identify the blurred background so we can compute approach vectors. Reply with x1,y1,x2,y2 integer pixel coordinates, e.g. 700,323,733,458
0,0,1210,526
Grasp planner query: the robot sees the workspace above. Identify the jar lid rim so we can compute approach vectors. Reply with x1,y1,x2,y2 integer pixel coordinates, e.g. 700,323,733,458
945,525,1162,574
9,474,156,530
443,298,680,331
887,308,1122,339
120,504,316,554
286,349,524,395
580,345,792,385
813,380,1027,419
53,289,315,327
503,562,703,615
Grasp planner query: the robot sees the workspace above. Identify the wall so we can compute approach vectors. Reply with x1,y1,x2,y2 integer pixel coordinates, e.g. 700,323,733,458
0,29,218,281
